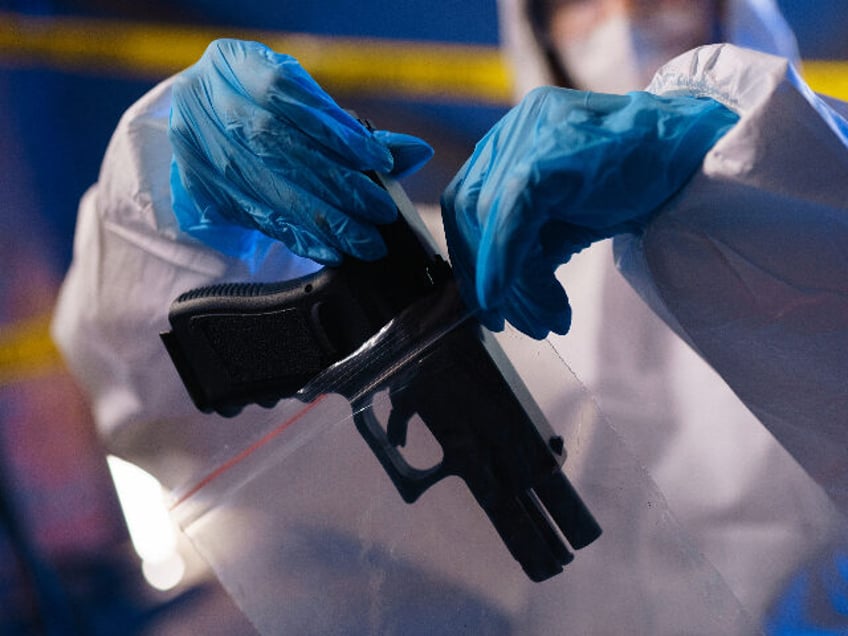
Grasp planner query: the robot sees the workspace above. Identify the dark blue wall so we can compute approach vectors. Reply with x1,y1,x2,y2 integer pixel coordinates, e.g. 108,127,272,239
778,0,848,58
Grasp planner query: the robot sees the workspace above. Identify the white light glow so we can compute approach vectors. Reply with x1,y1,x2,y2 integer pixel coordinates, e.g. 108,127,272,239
107,455,185,591
142,551,187,591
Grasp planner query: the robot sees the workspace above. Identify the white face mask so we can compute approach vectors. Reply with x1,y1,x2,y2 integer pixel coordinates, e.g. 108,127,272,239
553,10,709,93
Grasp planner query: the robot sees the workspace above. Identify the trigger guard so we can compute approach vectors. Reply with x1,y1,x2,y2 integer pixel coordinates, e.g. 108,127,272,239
353,396,447,503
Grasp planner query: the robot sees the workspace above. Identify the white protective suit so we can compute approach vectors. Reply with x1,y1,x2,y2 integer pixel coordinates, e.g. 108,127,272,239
52,2,848,633
499,0,848,625
499,0,848,628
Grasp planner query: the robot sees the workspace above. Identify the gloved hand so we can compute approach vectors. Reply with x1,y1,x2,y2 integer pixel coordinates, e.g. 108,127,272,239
169,38,434,264
441,86,739,339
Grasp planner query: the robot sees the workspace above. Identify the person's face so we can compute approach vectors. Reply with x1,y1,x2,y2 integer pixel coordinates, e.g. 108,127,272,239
550,0,719,47
546,0,722,92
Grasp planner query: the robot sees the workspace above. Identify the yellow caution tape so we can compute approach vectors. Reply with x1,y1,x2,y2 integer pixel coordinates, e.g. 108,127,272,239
0,11,513,104
0,313,62,385
2,12,848,103
802,60,848,101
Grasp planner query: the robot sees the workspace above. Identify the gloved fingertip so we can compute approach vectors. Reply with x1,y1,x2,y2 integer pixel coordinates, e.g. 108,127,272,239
373,130,434,178
365,142,397,176
341,232,388,263
504,309,551,340
535,288,573,338
277,226,344,265
301,244,344,266
475,262,504,315
359,181,399,224
501,273,573,340
548,309,572,336
353,242,388,263
478,309,506,334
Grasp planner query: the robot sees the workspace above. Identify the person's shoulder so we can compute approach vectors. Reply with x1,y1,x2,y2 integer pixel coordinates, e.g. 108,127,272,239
647,44,792,113
94,75,179,236
119,76,177,134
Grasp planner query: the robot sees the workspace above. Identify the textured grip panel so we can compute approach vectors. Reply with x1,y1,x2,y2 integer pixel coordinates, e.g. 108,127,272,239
194,308,325,383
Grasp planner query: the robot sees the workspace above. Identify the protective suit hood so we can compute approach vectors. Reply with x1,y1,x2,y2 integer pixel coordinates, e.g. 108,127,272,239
497,0,801,100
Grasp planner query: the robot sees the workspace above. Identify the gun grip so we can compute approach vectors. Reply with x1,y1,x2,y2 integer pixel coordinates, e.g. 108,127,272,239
161,265,397,416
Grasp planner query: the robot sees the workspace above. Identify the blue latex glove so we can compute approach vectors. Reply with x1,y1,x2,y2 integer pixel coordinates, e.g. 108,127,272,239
441,86,739,339
767,550,848,634
169,38,434,264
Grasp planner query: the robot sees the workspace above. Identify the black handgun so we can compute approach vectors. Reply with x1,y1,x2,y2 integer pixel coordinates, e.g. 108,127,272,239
160,173,601,582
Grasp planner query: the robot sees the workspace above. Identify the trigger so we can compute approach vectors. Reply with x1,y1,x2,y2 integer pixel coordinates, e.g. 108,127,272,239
385,380,418,447
386,407,412,447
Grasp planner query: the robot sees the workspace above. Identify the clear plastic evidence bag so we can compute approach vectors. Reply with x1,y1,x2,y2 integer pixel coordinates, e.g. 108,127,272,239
157,177,757,635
